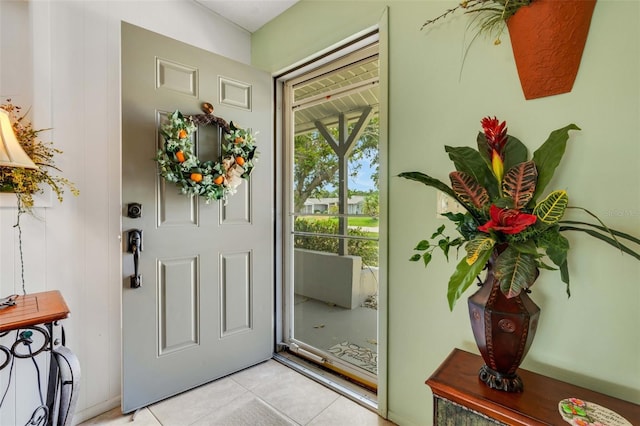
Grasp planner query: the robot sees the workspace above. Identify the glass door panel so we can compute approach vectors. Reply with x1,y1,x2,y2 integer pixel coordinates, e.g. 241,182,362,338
285,50,380,386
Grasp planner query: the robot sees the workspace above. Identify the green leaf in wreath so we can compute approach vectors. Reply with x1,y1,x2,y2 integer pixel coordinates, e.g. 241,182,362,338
447,248,493,311
449,171,490,210
494,247,538,298
465,236,495,265
502,161,537,209
531,124,580,203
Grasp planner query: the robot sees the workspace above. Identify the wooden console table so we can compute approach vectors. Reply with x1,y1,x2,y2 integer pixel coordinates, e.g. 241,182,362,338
426,348,640,425
0,290,80,426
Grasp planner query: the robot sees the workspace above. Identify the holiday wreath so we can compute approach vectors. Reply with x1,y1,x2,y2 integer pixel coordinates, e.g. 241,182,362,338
155,107,257,203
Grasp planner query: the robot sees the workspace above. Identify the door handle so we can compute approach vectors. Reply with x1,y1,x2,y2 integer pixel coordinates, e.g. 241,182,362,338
128,229,143,288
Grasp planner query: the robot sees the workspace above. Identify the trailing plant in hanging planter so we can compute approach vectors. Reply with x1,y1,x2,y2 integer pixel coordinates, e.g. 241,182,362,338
506,0,596,99
421,0,534,45
421,0,597,99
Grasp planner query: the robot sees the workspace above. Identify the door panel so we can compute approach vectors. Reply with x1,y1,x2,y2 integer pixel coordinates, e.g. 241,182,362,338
158,256,199,354
221,184,251,224
220,251,252,335
121,22,273,413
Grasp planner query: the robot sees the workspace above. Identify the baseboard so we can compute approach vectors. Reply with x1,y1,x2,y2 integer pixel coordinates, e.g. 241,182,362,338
73,396,121,425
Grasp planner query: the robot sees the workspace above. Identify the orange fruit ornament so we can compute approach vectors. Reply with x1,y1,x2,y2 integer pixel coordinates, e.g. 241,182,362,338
190,173,203,183
175,151,186,163
213,175,224,185
235,137,244,144
235,156,245,166
178,129,188,139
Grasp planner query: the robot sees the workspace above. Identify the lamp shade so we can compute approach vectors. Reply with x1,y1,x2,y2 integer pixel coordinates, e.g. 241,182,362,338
0,108,38,169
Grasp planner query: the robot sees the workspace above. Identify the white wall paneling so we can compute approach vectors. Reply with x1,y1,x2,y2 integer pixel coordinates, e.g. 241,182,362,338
0,0,251,423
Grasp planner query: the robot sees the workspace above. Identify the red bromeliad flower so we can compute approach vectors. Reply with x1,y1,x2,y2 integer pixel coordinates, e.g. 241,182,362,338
481,116,508,182
478,204,537,235
481,116,508,153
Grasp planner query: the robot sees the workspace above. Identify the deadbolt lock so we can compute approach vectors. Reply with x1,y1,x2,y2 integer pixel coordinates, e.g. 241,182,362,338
127,202,142,218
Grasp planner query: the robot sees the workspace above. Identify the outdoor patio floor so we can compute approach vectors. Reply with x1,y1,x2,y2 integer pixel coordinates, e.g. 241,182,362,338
294,294,378,375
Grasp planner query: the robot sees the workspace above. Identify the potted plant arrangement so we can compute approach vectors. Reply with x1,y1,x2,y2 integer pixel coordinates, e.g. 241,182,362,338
399,116,640,392
421,0,597,99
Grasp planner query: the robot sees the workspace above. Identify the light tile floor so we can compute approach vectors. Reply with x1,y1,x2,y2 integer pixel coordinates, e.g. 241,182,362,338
79,360,395,426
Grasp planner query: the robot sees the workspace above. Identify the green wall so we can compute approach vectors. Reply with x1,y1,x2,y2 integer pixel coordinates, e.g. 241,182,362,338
253,1,640,424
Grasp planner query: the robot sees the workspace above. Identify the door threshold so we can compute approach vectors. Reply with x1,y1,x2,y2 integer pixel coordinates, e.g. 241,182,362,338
272,352,378,412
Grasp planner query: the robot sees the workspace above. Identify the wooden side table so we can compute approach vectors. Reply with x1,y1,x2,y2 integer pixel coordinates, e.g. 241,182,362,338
0,290,80,426
426,348,640,425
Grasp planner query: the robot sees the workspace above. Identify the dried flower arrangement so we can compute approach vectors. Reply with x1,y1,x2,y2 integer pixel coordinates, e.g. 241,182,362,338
0,100,78,212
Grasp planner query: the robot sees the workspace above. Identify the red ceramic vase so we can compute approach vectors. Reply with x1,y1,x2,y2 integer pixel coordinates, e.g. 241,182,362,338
467,251,540,392
507,0,597,100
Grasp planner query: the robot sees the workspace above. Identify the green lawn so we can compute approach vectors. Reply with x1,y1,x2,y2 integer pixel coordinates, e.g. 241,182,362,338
298,215,379,228
347,216,379,227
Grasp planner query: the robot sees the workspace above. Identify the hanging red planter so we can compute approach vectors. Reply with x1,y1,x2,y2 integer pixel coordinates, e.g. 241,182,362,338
507,0,597,100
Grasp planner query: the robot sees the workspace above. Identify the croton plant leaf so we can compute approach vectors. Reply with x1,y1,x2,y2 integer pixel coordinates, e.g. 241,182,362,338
534,190,569,224
465,235,495,265
502,160,537,209
449,171,490,210
494,246,538,298
445,145,499,200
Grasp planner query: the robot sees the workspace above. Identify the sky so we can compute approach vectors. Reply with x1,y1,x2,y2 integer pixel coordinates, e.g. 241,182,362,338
349,160,376,192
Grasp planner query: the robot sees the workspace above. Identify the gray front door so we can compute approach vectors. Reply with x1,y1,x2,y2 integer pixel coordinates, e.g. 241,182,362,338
121,22,273,413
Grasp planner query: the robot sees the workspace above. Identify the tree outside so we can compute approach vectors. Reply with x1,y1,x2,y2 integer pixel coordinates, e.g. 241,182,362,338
293,114,379,263
293,116,379,213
